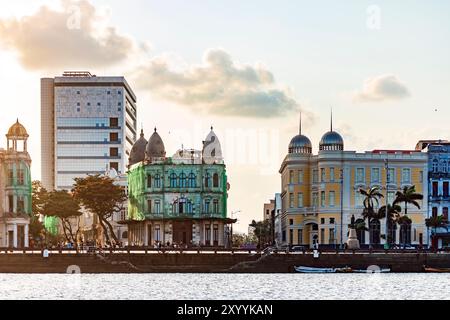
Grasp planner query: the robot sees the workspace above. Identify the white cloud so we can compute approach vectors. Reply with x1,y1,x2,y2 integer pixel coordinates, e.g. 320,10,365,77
353,74,411,103
131,48,300,118
0,0,134,71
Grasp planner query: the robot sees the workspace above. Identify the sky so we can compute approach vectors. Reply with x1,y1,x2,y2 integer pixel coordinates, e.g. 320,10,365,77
0,0,449,233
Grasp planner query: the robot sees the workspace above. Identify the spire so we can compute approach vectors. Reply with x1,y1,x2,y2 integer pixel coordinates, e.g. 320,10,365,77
330,108,333,132
154,127,157,133
211,125,214,131
299,112,302,135
140,128,144,138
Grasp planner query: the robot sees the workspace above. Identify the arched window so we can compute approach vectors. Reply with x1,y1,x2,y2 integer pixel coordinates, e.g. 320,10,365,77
432,159,439,173
205,173,211,188
186,200,193,214
204,199,211,214
179,173,187,188
213,173,219,188
213,199,219,214
388,221,397,244
188,173,196,188
355,219,366,244
369,219,381,245
154,174,161,188
400,223,412,245
147,175,152,188
170,173,178,188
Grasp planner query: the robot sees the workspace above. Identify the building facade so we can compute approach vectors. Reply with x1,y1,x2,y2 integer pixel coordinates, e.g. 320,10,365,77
279,115,428,248
417,140,450,248
0,120,32,248
41,71,137,191
125,128,234,247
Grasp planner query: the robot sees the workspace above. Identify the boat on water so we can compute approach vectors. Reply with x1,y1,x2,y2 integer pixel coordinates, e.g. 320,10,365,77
423,267,450,273
294,266,391,273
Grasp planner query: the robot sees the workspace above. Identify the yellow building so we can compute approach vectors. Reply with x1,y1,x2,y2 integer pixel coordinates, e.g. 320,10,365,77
279,115,428,248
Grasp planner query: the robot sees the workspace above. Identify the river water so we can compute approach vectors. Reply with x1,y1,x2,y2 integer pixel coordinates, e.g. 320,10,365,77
0,273,449,300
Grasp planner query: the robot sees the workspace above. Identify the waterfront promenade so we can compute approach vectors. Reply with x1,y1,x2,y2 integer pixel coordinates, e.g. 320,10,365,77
0,248,449,273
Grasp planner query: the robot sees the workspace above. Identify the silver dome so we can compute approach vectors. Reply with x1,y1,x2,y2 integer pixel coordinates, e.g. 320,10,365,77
289,134,312,154
319,131,344,151
145,128,166,161
128,130,148,166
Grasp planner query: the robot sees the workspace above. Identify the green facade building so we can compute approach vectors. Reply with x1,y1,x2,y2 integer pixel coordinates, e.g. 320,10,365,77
125,128,234,247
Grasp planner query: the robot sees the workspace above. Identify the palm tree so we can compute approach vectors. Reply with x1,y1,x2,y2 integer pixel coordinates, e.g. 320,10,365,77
377,204,401,245
425,215,449,249
359,187,384,246
393,185,423,216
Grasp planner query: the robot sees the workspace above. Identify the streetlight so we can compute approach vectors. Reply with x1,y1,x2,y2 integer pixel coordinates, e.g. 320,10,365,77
230,210,241,248
384,158,390,250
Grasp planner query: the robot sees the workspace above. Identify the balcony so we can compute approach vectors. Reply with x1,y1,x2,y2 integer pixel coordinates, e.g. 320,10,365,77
286,207,318,216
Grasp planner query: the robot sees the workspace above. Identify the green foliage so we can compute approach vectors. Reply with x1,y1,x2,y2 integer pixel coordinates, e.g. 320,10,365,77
249,220,272,247
393,185,423,215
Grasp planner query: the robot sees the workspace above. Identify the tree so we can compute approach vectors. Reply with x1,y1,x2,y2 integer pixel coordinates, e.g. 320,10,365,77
72,174,126,246
377,204,402,245
359,187,384,246
249,220,272,249
43,190,82,245
426,215,449,249
30,181,48,243
393,185,423,216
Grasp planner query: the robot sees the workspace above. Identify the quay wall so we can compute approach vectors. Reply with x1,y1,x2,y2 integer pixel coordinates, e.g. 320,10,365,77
0,252,449,273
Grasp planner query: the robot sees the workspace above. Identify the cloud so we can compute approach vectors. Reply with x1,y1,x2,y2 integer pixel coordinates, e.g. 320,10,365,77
353,74,411,103
131,49,299,117
0,0,134,70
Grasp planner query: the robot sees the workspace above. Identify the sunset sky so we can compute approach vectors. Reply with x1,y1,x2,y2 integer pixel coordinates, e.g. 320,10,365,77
0,0,449,232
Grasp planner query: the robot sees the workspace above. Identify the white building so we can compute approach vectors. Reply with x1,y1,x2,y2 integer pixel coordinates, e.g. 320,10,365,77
40,71,138,191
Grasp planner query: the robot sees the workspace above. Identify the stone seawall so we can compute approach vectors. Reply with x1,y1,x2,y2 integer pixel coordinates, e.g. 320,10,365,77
0,252,449,273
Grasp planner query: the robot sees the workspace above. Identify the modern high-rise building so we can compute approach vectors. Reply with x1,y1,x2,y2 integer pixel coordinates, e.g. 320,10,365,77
41,71,137,191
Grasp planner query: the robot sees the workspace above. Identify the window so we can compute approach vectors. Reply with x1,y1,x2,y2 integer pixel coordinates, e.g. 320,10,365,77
147,175,152,188
17,169,24,185
420,171,424,183
289,193,294,208
110,118,119,127
443,208,449,220
77,102,80,106
204,200,210,213
97,102,101,106
321,191,326,207
110,132,119,142
147,200,152,213
289,229,294,244
432,159,439,172
188,173,196,188
213,225,219,245
110,148,119,157
298,170,304,184
355,191,364,208
155,225,161,241
371,168,380,183
289,170,294,184
154,174,161,188
444,182,449,198
356,168,364,183
432,207,438,218
87,102,91,106
118,102,122,106
205,225,211,244
213,199,219,214
8,169,13,186
297,230,303,245
312,170,319,184
110,162,119,171
107,91,111,95
179,173,187,188
170,173,178,188
298,193,304,208
330,168,335,182
312,192,318,208
77,108,80,112
320,218,325,224
432,182,439,197
155,201,161,214
186,200,193,214
17,197,25,213
204,173,211,188
330,218,335,224
8,195,14,212
289,219,294,226
329,228,335,244
320,229,325,244
77,91,80,94
402,168,411,184
388,168,395,183
329,191,335,207
321,168,326,183
387,191,395,205
213,173,219,188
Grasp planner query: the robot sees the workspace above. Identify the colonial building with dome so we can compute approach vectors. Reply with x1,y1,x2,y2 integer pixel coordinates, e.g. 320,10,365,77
279,113,429,248
0,120,32,248
124,127,234,247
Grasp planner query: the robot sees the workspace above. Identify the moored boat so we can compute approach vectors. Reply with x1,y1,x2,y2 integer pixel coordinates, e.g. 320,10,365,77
423,267,450,273
295,266,391,273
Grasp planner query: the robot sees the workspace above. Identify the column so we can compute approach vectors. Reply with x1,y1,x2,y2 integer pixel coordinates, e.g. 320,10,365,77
218,222,224,246
13,224,18,248
24,224,29,248
210,220,214,246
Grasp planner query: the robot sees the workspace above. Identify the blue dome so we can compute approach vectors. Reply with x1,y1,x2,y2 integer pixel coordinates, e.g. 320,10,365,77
289,134,312,154
319,131,344,151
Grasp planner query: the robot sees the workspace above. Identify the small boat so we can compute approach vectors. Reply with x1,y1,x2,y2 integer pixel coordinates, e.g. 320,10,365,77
295,266,351,273
352,268,391,274
423,267,450,273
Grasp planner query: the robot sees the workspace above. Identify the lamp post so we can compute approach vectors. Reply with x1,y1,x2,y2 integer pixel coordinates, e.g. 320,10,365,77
340,168,344,249
384,158,390,250
230,210,241,248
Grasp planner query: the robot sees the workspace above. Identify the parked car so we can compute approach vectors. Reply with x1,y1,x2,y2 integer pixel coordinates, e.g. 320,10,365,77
291,246,306,252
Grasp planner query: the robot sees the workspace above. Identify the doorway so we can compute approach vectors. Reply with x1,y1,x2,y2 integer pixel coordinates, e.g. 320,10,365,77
172,221,193,246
